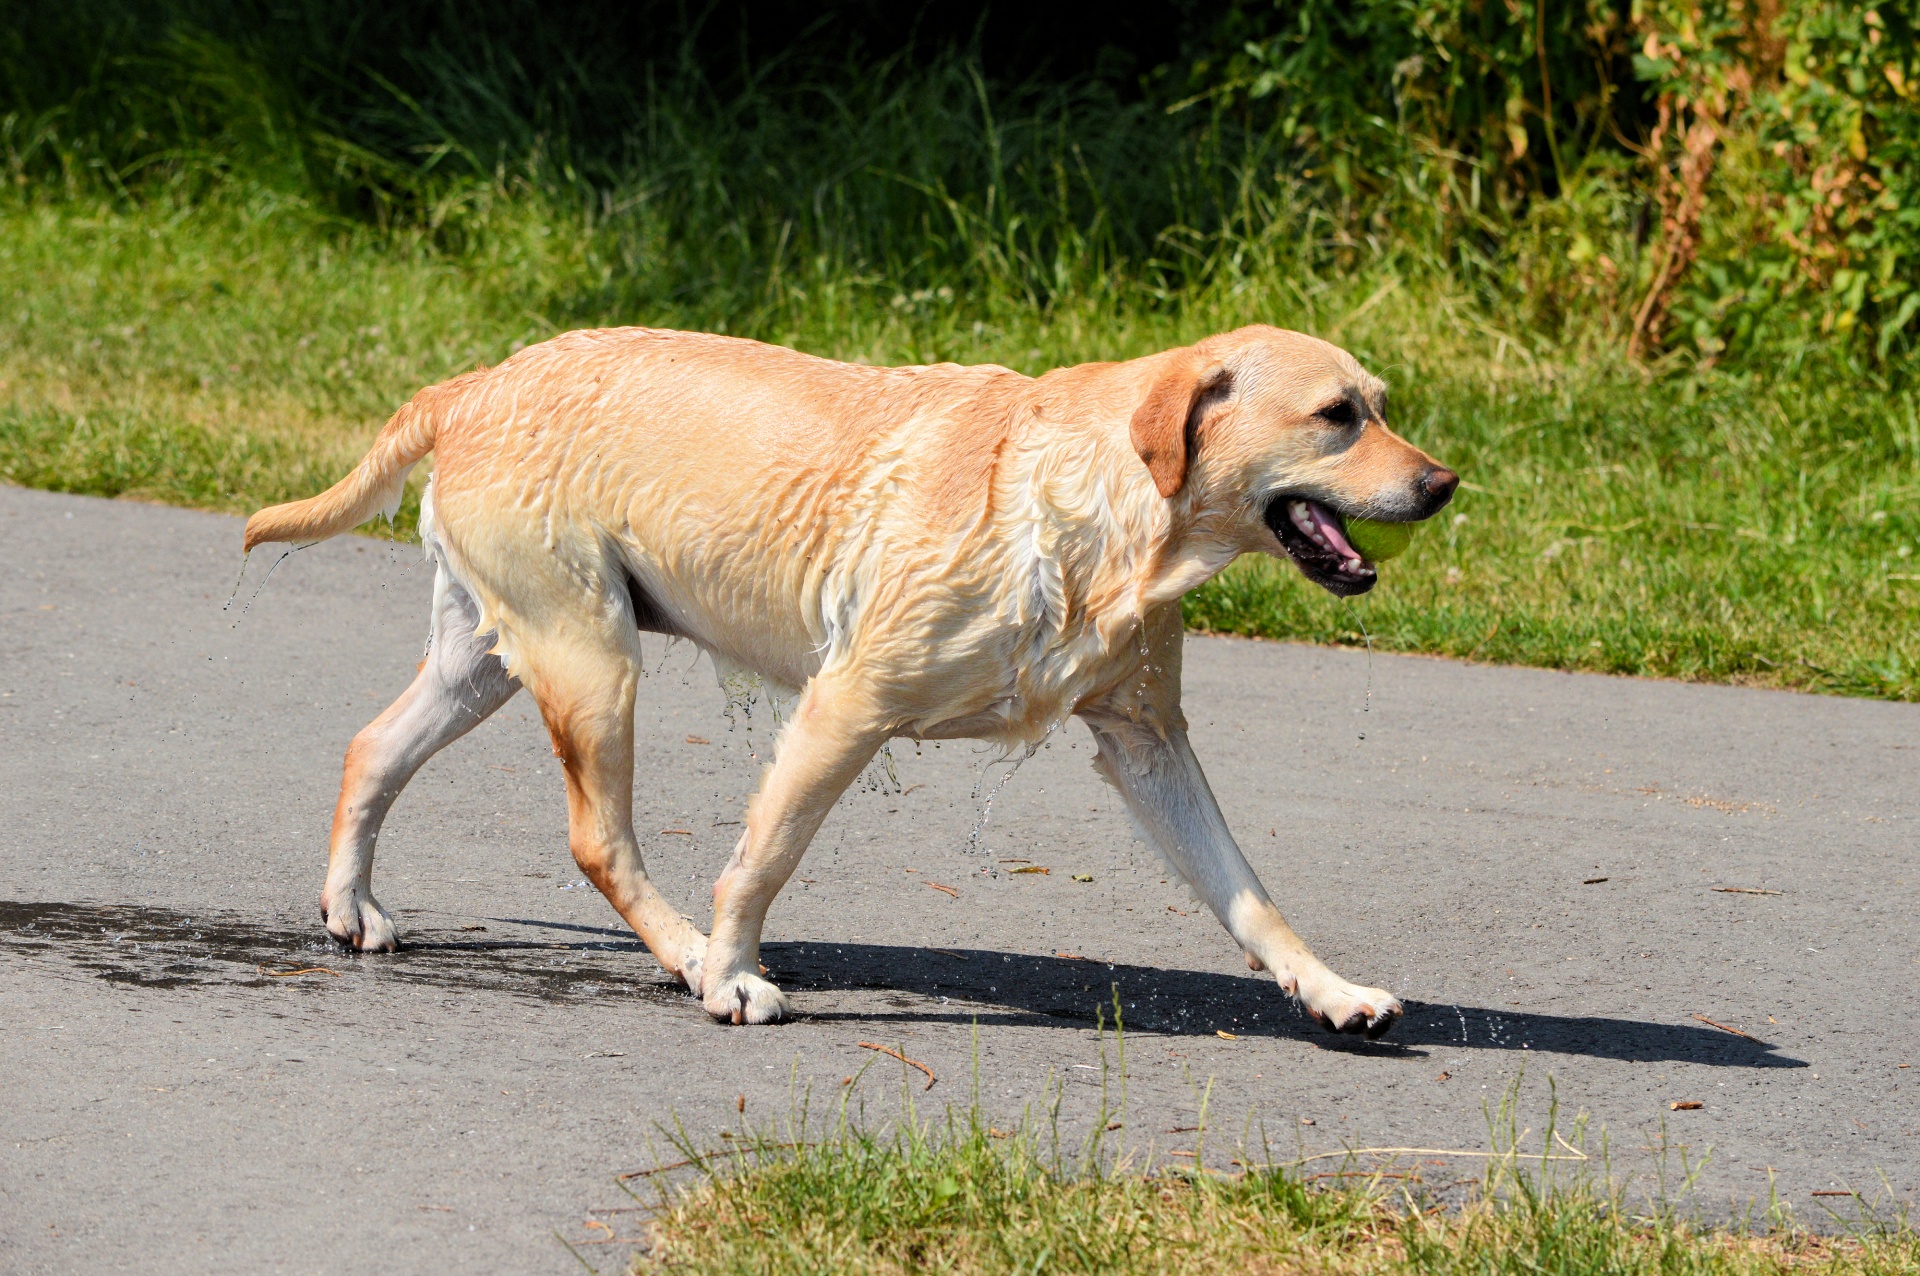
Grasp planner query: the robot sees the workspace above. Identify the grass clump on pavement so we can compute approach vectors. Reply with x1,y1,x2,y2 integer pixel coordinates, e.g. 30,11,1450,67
622,1112,1920,1276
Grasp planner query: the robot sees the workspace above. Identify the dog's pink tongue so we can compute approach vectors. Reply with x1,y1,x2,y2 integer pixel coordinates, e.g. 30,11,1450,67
1298,501,1360,561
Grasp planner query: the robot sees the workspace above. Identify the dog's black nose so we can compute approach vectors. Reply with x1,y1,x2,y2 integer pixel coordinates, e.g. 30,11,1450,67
1422,467,1459,508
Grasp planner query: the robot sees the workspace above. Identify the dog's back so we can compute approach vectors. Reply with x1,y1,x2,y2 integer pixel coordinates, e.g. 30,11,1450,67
414,329,1043,691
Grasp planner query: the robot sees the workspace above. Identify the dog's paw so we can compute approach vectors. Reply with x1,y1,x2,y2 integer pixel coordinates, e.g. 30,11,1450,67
702,971,789,1025
1298,978,1401,1040
320,888,399,952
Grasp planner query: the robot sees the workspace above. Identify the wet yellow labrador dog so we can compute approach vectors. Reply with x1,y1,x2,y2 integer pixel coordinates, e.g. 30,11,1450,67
246,324,1456,1037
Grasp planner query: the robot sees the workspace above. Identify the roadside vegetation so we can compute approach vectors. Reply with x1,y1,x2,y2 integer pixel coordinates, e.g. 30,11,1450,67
1,2,1916,698
605,1075,1920,1276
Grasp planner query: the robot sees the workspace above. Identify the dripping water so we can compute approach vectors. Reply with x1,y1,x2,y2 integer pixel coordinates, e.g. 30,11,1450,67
965,746,1032,857
857,742,904,795
719,671,761,756
647,637,676,679
222,552,252,614
1135,610,1154,707
223,541,316,624
1346,598,1374,740
964,719,1062,858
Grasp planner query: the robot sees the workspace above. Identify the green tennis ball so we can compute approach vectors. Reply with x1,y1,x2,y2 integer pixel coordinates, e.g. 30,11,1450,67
1344,516,1415,562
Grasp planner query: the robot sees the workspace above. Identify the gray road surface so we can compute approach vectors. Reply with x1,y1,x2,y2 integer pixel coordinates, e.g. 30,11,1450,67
2,484,1917,1274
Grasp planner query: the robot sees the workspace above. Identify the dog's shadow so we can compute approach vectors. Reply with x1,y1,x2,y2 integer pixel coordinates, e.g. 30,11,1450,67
752,939,1805,1069
486,916,1803,1069
0,900,1805,1070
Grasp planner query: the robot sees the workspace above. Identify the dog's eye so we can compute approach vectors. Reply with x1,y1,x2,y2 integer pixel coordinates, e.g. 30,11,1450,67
1316,400,1358,427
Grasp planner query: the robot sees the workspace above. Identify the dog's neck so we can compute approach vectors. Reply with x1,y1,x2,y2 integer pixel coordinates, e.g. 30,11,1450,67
994,387,1244,655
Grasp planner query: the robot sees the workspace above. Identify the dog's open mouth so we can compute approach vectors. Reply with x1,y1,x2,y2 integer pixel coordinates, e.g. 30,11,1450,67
1263,497,1379,598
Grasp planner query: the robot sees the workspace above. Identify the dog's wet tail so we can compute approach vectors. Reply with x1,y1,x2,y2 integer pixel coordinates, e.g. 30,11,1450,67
243,385,446,551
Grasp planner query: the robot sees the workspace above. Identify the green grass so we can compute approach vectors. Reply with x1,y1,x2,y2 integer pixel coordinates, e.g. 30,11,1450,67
608,1079,1920,1276
3,190,1914,700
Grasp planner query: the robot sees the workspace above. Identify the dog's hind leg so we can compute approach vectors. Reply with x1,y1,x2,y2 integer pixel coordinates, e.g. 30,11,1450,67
703,673,888,1024
324,570,518,951
516,625,710,991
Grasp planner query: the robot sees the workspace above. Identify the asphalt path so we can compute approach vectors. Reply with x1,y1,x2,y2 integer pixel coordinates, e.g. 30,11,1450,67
2,483,1917,1274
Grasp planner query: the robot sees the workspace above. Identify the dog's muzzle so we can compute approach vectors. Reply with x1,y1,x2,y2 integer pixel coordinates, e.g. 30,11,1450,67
1263,497,1378,597
1261,469,1457,598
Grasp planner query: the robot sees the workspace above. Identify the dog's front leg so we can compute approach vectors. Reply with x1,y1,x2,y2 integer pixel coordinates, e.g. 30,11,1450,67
1083,715,1403,1038
703,672,888,1024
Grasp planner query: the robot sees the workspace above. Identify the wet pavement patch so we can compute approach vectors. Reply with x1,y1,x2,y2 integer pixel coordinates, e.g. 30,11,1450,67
0,899,684,1006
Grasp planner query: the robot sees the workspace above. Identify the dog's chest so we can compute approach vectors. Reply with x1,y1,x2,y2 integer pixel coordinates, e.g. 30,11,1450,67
903,608,1152,745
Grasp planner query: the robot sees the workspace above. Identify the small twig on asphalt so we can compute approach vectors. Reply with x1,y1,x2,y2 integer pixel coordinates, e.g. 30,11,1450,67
618,1155,708,1180
1712,886,1783,896
1306,1171,1415,1181
616,1142,814,1180
257,964,340,978
925,882,959,898
1268,1131,1590,1171
1694,1013,1759,1040
1812,1190,1858,1197
858,1041,936,1090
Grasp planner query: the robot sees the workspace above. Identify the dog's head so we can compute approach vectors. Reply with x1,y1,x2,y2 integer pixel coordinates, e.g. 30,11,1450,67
1130,325,1457,597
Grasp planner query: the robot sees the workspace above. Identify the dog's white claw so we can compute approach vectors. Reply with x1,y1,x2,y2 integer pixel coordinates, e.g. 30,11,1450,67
321,888,399,952
703,971,789,1025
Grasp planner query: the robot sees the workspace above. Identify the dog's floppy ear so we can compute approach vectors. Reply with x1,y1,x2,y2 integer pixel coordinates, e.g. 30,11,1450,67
1129,354,1232,498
